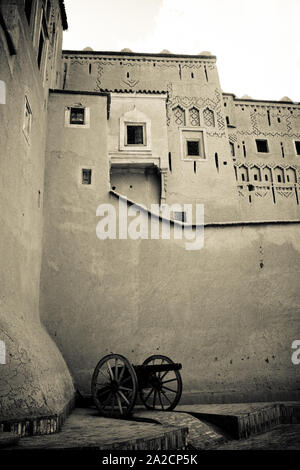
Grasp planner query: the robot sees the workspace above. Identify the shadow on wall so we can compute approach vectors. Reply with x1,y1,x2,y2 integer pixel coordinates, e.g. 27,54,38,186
110,166,161,208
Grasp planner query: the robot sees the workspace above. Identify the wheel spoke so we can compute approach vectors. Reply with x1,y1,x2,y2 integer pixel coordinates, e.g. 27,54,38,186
119,386,132,392
116,394,123,415
118,364,125,382
160,389,172,405
97,387,111,397
144,387,154,403
160,370,170,380
162,377,177,384
153,390,157,408
114,357,118,381
118,390,130,405
98,368,110,380
158,391,164,410
107,361,114,380
162,385,177,393
119,375,132,386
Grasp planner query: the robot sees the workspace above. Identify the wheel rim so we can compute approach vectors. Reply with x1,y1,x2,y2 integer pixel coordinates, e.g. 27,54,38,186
91,353,137,418
139,354,182,411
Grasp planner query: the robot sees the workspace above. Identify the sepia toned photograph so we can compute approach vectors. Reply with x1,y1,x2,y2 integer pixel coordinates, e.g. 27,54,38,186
0,0,300,462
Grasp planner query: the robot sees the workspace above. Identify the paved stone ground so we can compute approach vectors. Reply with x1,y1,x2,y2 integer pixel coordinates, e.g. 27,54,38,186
134,410,230,449
176,401,300,416
1,408,188,451
2,403,300,451
214,424,300,450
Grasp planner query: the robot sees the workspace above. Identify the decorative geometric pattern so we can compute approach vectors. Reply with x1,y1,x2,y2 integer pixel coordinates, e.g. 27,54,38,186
236,106,300,138
173,106,185,126
234,163,300,185
229,134,237,142
203,108,215,127
189,107,200,126
168,88,225,134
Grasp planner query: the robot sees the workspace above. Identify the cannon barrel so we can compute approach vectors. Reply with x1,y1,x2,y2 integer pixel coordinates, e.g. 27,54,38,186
135,363,182,374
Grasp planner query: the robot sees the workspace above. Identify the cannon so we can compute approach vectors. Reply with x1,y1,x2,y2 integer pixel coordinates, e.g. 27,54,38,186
91,353,182,418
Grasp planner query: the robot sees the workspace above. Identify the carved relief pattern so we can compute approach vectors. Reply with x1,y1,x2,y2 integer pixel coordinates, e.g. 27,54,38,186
229,134,237,142
235,162,300,187
276,189,294,198
237,106,300,138
168,88,225,134
173,106,185,126
203,108,215,127
121,78,140,88
189,107,200,126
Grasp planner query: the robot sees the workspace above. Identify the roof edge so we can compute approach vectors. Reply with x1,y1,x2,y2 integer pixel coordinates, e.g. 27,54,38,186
223,92,299,106
59,0,68,30
62,49,216,60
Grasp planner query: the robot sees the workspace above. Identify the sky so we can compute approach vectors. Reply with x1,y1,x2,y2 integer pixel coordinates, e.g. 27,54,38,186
63,0,300,102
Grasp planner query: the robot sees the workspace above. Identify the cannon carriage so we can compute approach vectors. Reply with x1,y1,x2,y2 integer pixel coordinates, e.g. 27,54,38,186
91,353,182,418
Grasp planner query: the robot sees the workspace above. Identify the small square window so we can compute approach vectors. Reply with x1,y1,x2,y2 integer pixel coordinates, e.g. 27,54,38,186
70,107,85,125
295,141,300,155
256,139,269,153
82,169,92,185
126,125,145,145
187,140,200,156
173,211,186,222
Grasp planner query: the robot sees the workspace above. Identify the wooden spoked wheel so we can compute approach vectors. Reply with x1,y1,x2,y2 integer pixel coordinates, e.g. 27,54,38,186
139,355,182,411
91,353,138,418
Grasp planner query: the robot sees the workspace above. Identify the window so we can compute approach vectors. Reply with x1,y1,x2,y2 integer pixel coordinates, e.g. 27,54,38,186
173,211,186,222
23,96,32,142
187,140,200,156
70,107,85,125
65,106,90,129
181,128,206,160
256,139,269,153
119,107,151,151
37,30,44,69
126,125,145,145
295,141,300,155
24,0,33,24
82,169,92,185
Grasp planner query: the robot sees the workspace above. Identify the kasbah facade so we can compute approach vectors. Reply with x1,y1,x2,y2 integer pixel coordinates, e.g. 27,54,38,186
0,0,300,435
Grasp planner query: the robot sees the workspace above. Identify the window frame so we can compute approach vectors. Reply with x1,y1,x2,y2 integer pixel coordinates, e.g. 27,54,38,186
81,168,92,185
255,139,269,154
180,127,207,161
22,95,32,144
125,123,146,147
294,140,300,156
70,107,85,125
119,116,151,152
65,106,90,129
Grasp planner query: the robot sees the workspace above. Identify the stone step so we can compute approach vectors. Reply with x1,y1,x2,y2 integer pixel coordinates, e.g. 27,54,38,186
176,401,300,439
0,432,20,448
134,410,230,449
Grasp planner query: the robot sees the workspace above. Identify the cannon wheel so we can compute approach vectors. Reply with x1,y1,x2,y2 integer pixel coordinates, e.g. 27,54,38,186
91,353,138,418
139,354,182,411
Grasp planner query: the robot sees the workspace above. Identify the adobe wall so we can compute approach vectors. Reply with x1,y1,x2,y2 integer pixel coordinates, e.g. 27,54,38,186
41,91,300,402
0,1,74,421
62,51,240,223
61,51,300,223
224,93,300,221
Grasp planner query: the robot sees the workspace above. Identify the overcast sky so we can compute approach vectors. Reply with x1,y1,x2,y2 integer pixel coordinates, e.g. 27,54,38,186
63,0,300,102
